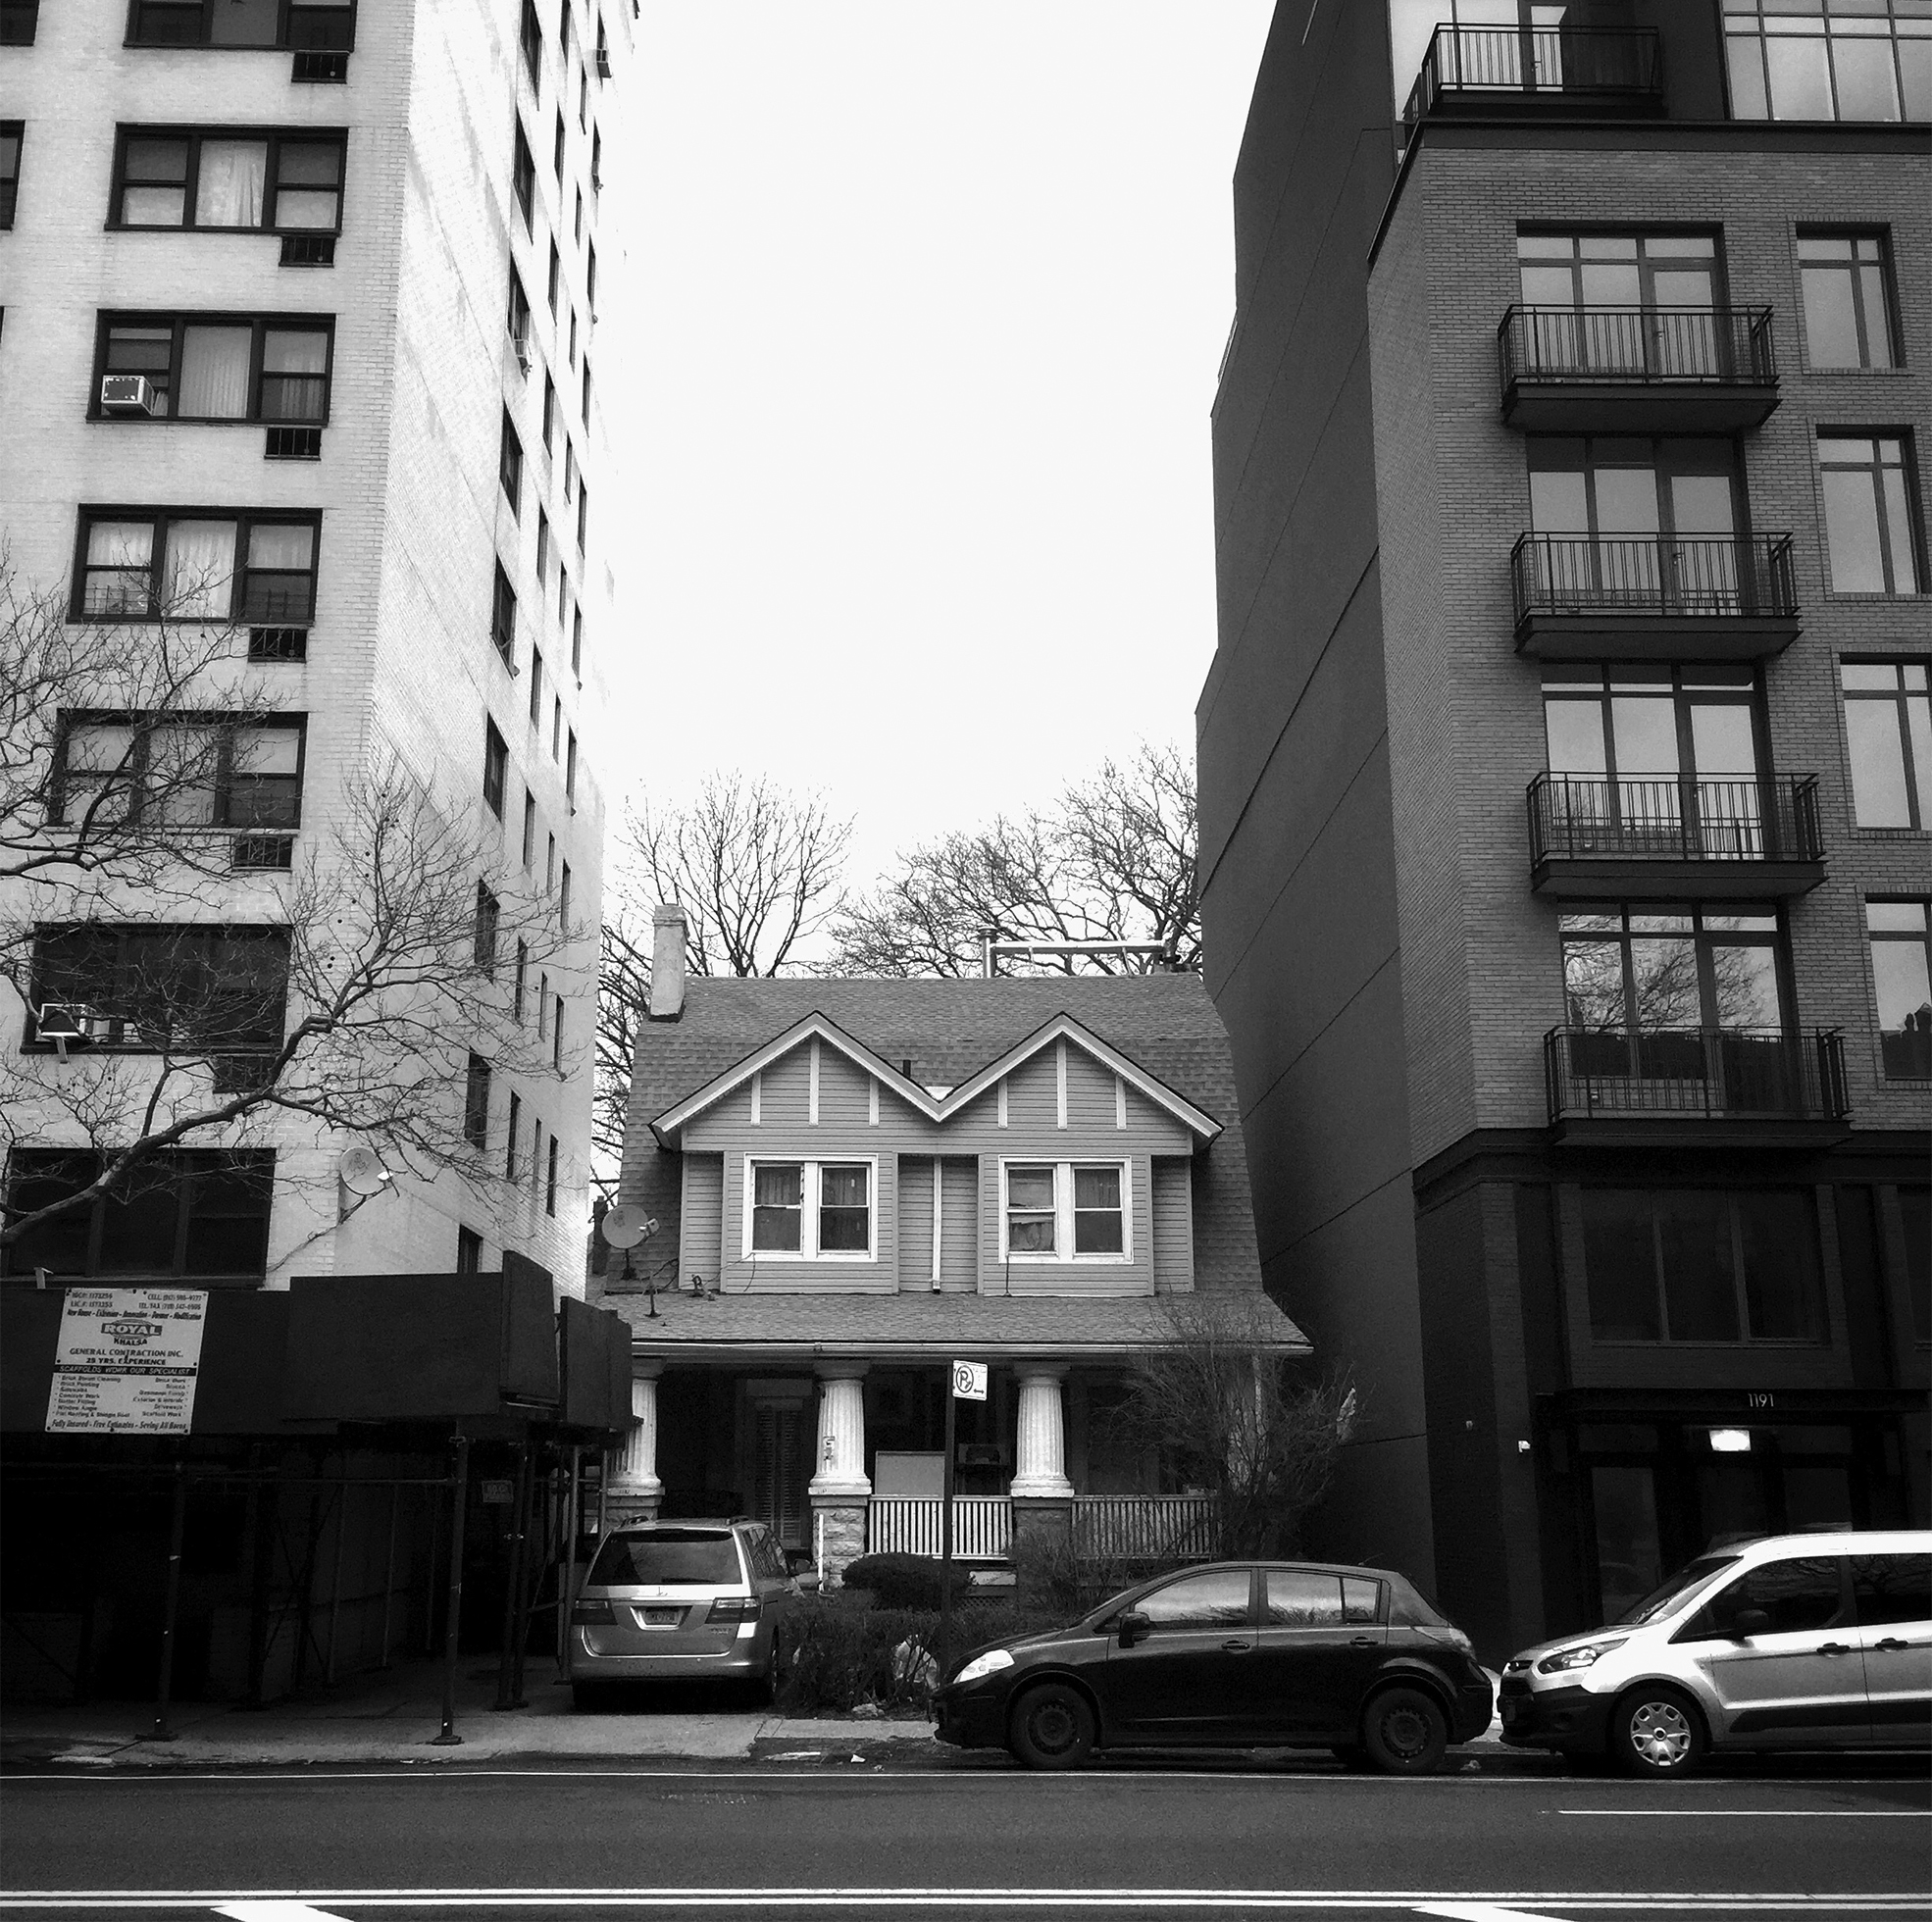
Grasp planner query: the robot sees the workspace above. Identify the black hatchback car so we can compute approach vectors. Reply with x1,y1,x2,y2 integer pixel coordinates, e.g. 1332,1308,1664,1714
933,1560,1492,1772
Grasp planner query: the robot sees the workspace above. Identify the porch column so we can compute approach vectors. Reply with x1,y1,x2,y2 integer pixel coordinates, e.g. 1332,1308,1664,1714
808,1362,870,1588
1009,1366,1074,1497
606,1362,664,1524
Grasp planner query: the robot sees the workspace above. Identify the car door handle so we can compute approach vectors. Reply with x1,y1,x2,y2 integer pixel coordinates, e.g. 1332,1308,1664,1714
1350,1636,1376,1647
1222,1639,1252,1652
1816,1642,1852,1655
1872,1638,1909,1652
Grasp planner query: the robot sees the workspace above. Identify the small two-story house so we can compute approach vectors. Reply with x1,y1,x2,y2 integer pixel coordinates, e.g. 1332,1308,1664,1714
595,907,1305,1583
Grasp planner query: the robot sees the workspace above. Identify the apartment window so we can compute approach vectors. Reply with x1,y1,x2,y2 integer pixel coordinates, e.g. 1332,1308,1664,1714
544,832,555,892
542,374,556,452
565,729,578,803
529,646,545,726
464,1053,491,1150
95,315,332,424
1544,664,1760,786
571,605,584,676
590,127,602,190
581,356,592,424
579,63,589,128
551,994,565,1070
1581,1188,1824,1344
128,1,356,48
1530,436,1741,545
1867,899,1932,1079
519,0,541,86
521,789,537,867
483,719,508,818
535,512,552,594
456,1225,483,1274
575,186,584,244
1819,434,1922,594
1723,1,1931,123
513,937,529,1019
55,714,305,830
1,1148,275,1284
1799,232,1900,370
0,2,38,45
1902,1189,1932,1344
474,882,500,975
1842,662,1931,828
537,970,550,1037
112,128,345,232
505,1092,522,1181
26,925,290,1057
577,482,588,553
547,240,560,316
72,508,320,624
0,124,22,230
746,1159,875,1259
556,568,569,627
499,410,523,516
1000,1161,1130,1261
564,439,577,502
568,308,579,368
545,1135,559,1216
507,267,532,351
1518,229,1720,314
559,860,571,928
553,110,567,181
512,123,534,233
491,562,517,665
1560,907,1787,1035
551,694,563,758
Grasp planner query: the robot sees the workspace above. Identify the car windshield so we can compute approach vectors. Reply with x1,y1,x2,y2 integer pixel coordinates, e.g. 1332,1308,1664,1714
1616,1552,1742,1627
588,1530,741,1587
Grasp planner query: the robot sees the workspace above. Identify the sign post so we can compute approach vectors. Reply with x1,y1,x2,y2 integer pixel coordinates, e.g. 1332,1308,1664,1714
940,1360,988,1683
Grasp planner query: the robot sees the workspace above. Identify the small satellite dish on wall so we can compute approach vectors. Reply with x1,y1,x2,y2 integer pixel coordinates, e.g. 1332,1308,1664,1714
600,1204,657,1249
336,1144,393,1196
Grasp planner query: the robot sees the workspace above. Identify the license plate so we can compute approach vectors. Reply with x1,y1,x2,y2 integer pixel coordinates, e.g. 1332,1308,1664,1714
642,1606,682,1627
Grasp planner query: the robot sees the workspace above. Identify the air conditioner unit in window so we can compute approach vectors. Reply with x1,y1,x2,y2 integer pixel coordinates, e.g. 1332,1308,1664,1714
100,374,160,416
34,1003,107,1061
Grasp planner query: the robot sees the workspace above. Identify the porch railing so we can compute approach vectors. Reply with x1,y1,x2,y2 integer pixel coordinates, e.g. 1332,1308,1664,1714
1545,1026,1851,1124
1528,773,1823,868
1510,532,1799,627
866,1496,1012,1560
1072,1495,1219,1564
1499,305,1776,391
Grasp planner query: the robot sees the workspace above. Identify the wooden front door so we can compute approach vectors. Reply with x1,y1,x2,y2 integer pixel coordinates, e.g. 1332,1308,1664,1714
753,1399,810,1552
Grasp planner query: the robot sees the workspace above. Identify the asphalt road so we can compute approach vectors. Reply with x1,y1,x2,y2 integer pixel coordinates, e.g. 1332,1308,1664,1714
2,1756,1928,1921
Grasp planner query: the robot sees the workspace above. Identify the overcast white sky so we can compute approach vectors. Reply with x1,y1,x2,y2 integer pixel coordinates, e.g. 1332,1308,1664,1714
598,2,1276,886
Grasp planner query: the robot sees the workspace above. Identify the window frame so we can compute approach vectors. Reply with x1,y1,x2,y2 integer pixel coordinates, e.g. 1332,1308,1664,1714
91,312,335,426
1797,229,1902,372
109,126,347,235
52,710,307,833
1817,430,1925,597
463,1052,491,1151
997,1158,1133,1265
512,122,535,234
0,122,22,231
126,0,358,51
1557,902,1793,1037
500,410,524,517
483,719,509,819
1721,1,1932,126
740,1155,879,1263
1840,659,1931,831
491,561,518,666
70,506,323,627
1865,896,1932,1081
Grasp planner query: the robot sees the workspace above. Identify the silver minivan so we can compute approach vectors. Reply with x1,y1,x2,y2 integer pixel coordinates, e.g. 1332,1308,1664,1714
1500,1529,1931,1775
569,1518,811,1706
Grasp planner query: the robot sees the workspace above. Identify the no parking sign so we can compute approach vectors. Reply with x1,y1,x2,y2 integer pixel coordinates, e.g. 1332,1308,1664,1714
950,1359,988,1401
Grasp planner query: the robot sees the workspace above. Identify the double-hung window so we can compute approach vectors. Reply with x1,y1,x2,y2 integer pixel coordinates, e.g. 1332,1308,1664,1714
55,713,305,831
512,124,535,233
745,1159,874,1259
128,1,357,49
1798,232,1899,369
73,508,321,625
1723,1,1932,124
1001,1161,1130,1261
507,268,532,351
491,562,518,665
464,1053,491,1150
1819,434,1923,594
1842,662,1931,828
500,411,524,516
1867,899,1932,1080
0,124,21,230
483,720,508,818
95,315,332,424
112,127,345,232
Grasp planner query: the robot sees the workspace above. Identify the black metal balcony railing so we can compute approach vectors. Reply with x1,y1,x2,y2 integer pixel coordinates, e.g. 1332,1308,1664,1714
1546,1026,1850,1124
1405,24,1663,125
1529,774,1823,868
1499,306,1776,391
1511,533,1799,627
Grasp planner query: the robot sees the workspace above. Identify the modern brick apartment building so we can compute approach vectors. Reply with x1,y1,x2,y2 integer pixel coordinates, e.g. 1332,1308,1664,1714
0,0,621,1289
1200,0,1929,1656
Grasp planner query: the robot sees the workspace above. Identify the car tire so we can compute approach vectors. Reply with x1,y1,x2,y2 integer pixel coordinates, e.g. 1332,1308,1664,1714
1008,1683,1096,1771
1360,1686,1450,1775
1610,1685,1705,1778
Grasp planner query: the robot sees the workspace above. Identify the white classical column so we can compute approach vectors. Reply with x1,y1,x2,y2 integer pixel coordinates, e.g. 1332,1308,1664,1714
608,1362,664,1519
807,1362,871,1497
1009,1366,1074,1498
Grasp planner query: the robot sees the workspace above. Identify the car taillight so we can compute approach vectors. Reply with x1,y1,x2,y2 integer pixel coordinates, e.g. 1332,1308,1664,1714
707,1594,762,1624
573,1599,616,1624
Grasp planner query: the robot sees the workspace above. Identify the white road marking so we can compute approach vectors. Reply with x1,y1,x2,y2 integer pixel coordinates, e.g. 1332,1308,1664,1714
1414,1906,1567,1921
215,1907,355,1922
1559,1810,1926,1819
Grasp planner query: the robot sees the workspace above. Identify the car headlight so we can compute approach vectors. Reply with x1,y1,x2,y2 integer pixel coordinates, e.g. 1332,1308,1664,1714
951,1648,1015,1687
1536,1638,1627,1674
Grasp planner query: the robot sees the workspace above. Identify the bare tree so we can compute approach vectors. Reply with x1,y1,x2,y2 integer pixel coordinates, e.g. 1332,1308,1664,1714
0,757,575,1256
1108,1294,1353,1560
592,915,653,1176
830,741,1199,977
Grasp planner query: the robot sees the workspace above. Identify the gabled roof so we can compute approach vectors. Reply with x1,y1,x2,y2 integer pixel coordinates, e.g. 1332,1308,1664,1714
649,1008,1222,1147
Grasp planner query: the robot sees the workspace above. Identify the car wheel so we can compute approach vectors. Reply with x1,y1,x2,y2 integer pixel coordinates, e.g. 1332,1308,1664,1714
1361,1686,1449,1775
1610,1686,1705,1778
1008,1683,1096,1771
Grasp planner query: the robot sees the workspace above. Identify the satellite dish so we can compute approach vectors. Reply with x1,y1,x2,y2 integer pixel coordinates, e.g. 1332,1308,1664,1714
337,1144,393,1195
600,1204,658,1249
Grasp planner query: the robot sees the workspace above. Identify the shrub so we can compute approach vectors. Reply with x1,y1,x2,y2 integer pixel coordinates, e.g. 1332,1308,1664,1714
837,1551,971,1609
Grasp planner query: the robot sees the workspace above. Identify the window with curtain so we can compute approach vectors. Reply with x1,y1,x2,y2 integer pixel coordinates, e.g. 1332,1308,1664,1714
56,715,305,832
241,523,317,621
112,128,345,232
194,139,269,227
818,1164,869,1251
97,316,333,425
80,523,156,616
165,520,237,619
178,325,254,417
73,509,322,624
260,329,329,420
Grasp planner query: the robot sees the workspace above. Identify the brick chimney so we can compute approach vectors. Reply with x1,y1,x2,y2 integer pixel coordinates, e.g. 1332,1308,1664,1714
649,902,686,1019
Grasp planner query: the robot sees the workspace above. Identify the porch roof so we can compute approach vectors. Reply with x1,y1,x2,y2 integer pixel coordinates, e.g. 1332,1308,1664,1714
620,1289,1309,1363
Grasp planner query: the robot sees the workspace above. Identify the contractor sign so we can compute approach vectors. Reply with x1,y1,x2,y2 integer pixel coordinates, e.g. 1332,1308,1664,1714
44,1287,210,1435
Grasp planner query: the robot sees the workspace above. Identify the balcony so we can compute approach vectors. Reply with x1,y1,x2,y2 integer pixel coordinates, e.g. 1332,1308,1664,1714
1511,533,1801,660
864,1493,1220,1566
1528,774,1825,900
1403,24,1663,130
1498,306,1779,432
1545,1026,1850,1146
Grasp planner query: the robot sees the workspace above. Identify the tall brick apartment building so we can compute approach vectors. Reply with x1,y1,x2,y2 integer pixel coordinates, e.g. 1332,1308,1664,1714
0,0,622,1288
1199,0,1929,1656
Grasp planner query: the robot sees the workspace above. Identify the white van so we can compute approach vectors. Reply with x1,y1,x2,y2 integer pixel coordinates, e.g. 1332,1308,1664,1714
1499,1529,1931,1776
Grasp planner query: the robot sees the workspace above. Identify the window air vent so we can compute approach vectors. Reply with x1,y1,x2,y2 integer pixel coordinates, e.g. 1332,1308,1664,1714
265,426,323,461
292,49,349,82
249,628,309,662
232,834,295,872
280,233,336,268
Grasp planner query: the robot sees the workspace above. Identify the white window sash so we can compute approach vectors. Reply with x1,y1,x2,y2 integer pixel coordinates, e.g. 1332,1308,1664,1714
999,1158,1132,1264
741,1155,876,1261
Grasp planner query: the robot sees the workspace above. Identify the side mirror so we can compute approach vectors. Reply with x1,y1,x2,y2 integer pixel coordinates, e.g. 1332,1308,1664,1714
1731,1606,1772,1640
1117,1608,1152,1649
